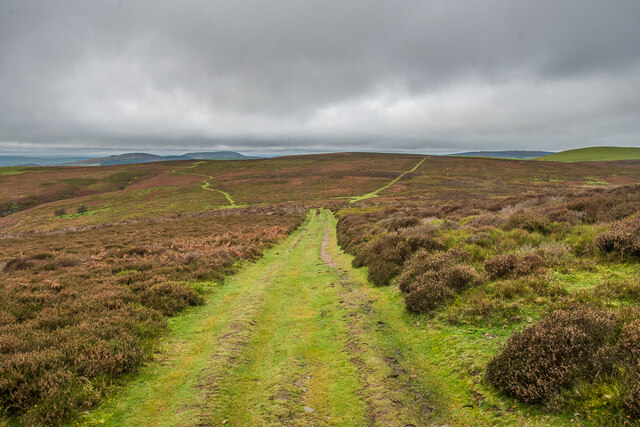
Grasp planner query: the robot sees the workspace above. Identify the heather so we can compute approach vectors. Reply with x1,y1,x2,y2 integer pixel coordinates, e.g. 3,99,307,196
0,207,303,424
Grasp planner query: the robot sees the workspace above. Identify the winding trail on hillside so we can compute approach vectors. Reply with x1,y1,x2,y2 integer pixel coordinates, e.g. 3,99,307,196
85,209,441,426
171,162,238,208
349,157,426,203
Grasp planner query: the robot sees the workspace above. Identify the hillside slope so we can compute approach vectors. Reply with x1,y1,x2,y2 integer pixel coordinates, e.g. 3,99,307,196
536,146,640,162
450,150,553,159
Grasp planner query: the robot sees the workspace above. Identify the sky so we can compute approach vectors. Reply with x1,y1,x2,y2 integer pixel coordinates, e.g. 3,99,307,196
1,0,639,156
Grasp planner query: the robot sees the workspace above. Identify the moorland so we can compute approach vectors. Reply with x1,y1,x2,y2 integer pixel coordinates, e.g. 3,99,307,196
1,149,640,425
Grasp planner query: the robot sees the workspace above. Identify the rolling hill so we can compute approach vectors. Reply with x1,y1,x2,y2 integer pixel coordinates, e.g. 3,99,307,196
449,150,554,159
536,146,640,162
70,151,256,166
0,156,90,167
2,153,640,425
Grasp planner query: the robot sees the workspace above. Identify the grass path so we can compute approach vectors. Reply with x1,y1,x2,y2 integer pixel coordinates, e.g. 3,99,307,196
200,176,237,207
172,162,238,208
81,209,569,426
349,157,426,203
82,209,441,426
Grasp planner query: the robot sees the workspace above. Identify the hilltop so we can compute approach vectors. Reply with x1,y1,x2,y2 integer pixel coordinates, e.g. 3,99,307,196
536,146,640,162
449,150,553,159
70,151,257,166
0,156,90,167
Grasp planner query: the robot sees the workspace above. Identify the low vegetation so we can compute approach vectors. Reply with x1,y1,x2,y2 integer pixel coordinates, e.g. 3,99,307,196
0,207,303,424
337,183,640,423
537,146,640,162
1,152,640,425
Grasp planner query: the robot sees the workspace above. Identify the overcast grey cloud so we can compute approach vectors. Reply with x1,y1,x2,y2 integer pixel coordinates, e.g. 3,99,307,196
1,0,639,155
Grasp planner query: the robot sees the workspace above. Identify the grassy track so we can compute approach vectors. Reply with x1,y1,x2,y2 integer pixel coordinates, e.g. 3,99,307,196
173,162,238,207
349,157,426,202
82,209,570,426
201,176,237,207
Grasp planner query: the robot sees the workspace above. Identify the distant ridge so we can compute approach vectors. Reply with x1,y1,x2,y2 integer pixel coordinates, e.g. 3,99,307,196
70,151,258,166
536,146,640,162
184,151,258,160
449,150,554,160
0,156,90,167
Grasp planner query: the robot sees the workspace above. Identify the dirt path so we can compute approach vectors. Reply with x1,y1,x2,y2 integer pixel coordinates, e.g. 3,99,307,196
84,209,439,426
349,157,426,203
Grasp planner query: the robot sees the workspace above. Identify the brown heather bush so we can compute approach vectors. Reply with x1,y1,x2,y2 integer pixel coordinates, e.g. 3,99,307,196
594,279,640,301
484,252,545,279
403,263,479,313
379,214,420,231
504,212,551,234
565,185,640,223
404,272,454,312
625,382,640,419
0,208,304,424
2,257,34,272
398,248,479,313
484,254,517,279
140,283,203,316
397,249,469,293
352,233,412,286
486,307,617,403
595,216,640,258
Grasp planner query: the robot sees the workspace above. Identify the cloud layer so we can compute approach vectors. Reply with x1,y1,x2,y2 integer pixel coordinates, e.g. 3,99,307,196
1,0,639,155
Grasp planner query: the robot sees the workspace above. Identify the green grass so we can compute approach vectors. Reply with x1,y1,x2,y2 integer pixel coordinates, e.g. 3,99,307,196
0,167,27,177
200,176,237,207
80,209,577,426
536,146,640,162
349,157,426,202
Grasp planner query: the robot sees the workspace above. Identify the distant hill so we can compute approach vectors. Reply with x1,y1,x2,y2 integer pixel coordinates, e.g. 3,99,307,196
536,146,640,162
0,156,90,167
449,150,554,160
70,151,256,166
183,151,258,160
